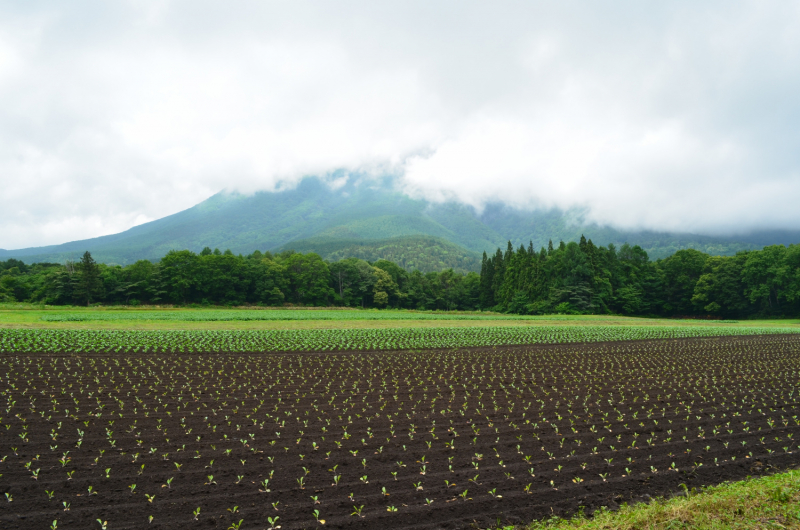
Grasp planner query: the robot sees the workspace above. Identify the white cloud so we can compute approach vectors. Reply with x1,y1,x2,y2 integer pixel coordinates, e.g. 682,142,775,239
1,1,800,248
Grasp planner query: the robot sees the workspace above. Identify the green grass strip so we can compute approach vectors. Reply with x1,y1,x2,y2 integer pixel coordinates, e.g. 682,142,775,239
517,470,800,530
37,309,546,322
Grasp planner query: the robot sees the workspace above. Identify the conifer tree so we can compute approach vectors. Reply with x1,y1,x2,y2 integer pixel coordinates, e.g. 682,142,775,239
73,251,103,305
478,251,495,309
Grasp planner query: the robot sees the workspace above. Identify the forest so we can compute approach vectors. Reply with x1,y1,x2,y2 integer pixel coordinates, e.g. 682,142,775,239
1,238,799,318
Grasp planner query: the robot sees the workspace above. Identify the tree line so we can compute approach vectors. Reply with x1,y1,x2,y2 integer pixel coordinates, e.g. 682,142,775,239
480,237,800,318
1,238,798,317
0,248,479,310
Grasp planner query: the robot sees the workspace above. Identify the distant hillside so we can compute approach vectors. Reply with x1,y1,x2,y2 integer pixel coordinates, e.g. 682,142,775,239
2,175,799,268
280,235,482,273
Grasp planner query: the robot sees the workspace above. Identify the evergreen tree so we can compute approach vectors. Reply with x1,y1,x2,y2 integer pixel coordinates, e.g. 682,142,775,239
478,251,495,309
490,248,506,308
73,251,103,305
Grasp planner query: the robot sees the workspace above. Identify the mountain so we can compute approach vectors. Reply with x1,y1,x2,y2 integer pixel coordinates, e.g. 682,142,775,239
279,235,482,273
2,175,799,271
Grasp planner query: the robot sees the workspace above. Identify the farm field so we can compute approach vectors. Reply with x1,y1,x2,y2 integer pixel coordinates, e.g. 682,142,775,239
1,325,799,354
1,334,800,529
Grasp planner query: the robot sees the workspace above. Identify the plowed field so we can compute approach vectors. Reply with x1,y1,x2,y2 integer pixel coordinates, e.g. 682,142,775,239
2,334,800,529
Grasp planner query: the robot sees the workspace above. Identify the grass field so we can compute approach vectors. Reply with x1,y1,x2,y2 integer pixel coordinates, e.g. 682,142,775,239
1,305,798,330
523,468,800,530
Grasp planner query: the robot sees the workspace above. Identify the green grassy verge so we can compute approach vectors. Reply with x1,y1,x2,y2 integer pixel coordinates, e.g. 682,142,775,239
518,469,800,530
0,305,798,331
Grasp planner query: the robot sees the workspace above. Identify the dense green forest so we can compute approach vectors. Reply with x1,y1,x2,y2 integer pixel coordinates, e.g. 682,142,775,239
0,248,480,310
1,238,799,318
480,238,800,318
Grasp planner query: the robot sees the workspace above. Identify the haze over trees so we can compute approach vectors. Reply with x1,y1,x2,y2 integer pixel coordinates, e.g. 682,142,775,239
2,239,799,318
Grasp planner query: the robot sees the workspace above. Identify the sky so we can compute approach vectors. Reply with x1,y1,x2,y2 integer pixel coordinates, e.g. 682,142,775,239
2,1,800,249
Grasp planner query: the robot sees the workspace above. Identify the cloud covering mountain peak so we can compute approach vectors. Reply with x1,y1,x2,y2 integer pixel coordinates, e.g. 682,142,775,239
2,1,800,249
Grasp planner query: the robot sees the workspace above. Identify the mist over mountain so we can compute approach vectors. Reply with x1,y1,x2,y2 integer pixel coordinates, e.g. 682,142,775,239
2,176,799,272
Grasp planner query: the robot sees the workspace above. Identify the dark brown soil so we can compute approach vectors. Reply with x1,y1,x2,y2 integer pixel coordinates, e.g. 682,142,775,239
1,334,800,529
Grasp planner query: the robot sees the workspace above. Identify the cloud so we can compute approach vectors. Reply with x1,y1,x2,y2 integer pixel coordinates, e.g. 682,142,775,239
1,1,800,248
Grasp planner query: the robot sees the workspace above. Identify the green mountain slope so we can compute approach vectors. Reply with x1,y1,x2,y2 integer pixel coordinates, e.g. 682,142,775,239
280,235,482,273
2,175,799,269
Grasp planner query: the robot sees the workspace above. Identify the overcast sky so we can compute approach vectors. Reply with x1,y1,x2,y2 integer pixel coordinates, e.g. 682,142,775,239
2,1,800,249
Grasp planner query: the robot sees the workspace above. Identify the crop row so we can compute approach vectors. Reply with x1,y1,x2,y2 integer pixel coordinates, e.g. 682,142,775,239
0,325,796,354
